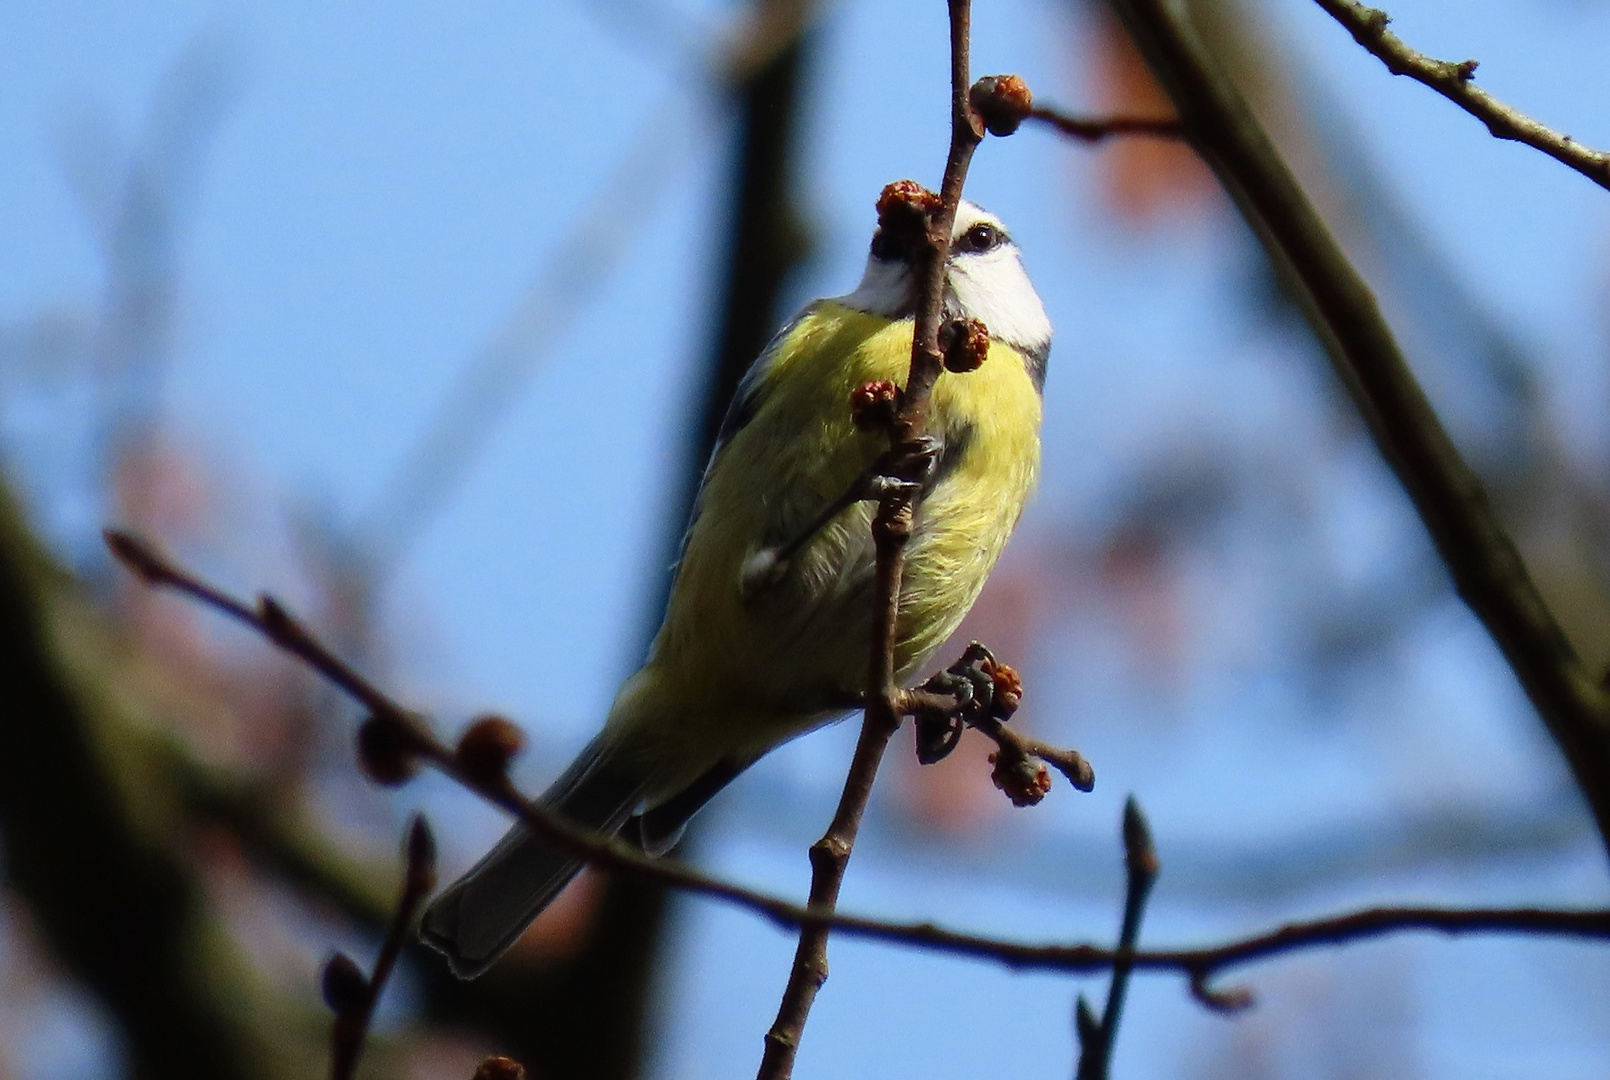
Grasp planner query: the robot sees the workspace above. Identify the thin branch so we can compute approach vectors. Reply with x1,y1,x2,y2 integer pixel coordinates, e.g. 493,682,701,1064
324,816,437,1080
1076,798,1160,1080
1312,0,1610,192
101,531,1078,973
99,532,1610,1008
755,2,990,1074
1026,105,1182,143
1100,0,1610,855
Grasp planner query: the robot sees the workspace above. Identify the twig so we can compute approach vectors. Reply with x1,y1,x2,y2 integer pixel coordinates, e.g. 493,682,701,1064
1026,105,1182,143
1100,0,1610,855
1312,0,1610,192
755,497,913,1079
1075,802,1154,1077
754,2,994,1075
323,816,437,1080
103,534,1610,1005
1075,798,1160,1080
101,534,1077,966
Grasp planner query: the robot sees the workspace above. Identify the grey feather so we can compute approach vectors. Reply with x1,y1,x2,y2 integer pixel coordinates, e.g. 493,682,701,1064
419,735,645,979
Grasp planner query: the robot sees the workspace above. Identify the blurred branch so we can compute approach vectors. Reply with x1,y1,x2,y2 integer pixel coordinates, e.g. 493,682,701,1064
92,533,1610,1036
76,29,238,490
754,1,1000,1072
323,817,436,1080
0,489,287,1080
1101,0,1610,854
167,744,398,925
1075,798,1159,1080
1027,103,1182,142
357,99,686,571
1312,0,1610,191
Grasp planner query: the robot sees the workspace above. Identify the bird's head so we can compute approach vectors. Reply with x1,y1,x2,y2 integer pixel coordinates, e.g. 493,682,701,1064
840,199,1051,373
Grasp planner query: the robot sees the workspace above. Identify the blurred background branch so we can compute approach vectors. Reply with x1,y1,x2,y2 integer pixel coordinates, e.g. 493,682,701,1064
1103,0,1610,853
5,0,1610,1075
0,486,306,1080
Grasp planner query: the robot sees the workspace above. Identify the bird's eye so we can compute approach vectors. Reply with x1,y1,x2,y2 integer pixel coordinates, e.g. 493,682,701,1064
959,222,1002,252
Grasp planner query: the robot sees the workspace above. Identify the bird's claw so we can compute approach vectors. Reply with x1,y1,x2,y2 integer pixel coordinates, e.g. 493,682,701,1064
912,642,1001,765
862,475,924,501
862,434,944,503
936,642,998,718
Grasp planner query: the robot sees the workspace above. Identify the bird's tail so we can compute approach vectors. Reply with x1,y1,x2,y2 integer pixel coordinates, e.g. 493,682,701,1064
419,734,645,979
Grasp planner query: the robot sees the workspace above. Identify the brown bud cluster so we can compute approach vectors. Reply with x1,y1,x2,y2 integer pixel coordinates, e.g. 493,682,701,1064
983,658,1023,718
989,751,1052,807
357,715,419,786
940,318,989,374
876,178,941,232
969,74,1034,137
850,379,901,431
473,1057,529,1080
456,714,526,787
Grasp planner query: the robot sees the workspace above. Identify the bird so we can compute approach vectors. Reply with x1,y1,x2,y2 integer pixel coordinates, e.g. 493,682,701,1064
420,197,1051,978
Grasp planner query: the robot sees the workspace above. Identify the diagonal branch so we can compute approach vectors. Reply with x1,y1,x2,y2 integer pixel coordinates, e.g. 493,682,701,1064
754,2,1005,1075
757,2,986,1074
1312,0,1610,192
1101,0,1610,855
323,817,436,1080
105,528,1083,952
98,531,1610,1014
1026,105,1182,143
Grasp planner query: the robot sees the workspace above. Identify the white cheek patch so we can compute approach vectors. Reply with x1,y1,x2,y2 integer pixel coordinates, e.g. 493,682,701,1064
946,249,1052,356
835,201,1052,364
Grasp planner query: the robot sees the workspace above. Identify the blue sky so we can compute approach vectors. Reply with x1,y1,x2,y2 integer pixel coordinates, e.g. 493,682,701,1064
5,0,1610,1077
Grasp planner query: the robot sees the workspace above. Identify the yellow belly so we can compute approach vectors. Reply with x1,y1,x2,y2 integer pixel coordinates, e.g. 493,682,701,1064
611,301,1042,784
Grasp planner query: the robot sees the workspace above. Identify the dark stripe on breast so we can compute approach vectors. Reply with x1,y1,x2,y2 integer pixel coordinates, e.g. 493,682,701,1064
1021,339,1050,394
929,418,976,492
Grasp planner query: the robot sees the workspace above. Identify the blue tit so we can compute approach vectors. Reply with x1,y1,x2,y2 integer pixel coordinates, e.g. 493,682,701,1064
421,199,1052,978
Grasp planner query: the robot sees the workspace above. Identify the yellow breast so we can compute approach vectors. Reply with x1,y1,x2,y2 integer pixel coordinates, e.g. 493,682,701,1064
634,300,1042,749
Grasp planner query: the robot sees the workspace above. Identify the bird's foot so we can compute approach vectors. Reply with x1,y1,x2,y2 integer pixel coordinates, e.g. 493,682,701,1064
866,433,943,498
